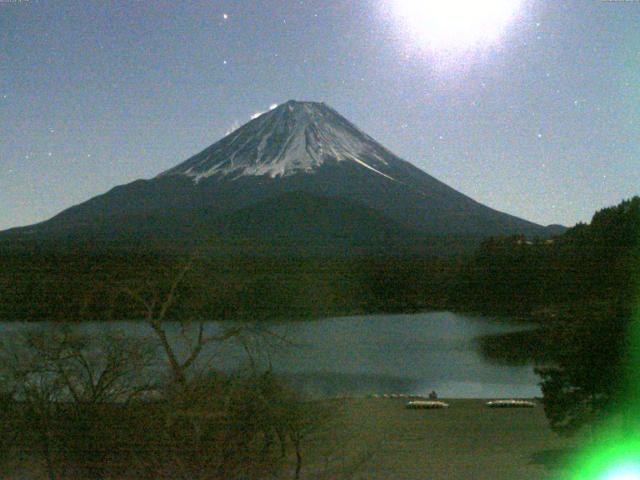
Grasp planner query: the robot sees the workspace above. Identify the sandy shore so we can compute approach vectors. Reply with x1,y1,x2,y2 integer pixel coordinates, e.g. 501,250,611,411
300,398,580,480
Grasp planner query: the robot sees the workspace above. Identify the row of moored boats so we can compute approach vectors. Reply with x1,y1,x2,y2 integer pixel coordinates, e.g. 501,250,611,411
404,399,536,409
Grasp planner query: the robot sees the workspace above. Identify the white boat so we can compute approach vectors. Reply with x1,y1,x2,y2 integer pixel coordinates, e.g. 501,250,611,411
485,399,536,408
405,400,450,409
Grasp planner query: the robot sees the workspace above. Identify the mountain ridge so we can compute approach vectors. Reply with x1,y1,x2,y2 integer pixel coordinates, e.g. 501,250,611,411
1,100,564,253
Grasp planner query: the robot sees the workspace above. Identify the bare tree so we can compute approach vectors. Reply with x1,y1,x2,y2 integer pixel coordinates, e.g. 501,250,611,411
124,262,243,388
0,326,157,480
118,261,355,480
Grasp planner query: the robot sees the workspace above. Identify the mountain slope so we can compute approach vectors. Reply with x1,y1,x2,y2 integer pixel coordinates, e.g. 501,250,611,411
2,100,562,251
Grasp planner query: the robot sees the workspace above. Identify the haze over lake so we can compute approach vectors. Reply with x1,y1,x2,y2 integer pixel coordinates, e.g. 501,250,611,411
0,312,539,399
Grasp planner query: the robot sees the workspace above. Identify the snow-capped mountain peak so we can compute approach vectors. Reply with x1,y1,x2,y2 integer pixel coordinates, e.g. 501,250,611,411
5,100,559,244
160,100,397,182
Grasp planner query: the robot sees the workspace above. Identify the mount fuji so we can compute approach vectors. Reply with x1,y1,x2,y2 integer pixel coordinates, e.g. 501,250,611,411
3,100,562,253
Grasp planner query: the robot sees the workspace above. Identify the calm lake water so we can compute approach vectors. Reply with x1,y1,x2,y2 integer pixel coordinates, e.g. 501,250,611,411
0,312,540,399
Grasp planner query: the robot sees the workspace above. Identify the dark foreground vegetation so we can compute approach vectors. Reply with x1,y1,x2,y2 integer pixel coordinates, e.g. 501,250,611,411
0,251,456,323
0,326,349,479
0,196,637,476
0,328,578,480
474,197,639,437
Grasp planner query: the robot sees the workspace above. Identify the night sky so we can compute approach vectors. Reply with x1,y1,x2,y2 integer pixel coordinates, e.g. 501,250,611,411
1,0,638,231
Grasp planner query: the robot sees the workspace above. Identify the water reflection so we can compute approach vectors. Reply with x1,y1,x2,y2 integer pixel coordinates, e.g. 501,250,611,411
0,312,540,398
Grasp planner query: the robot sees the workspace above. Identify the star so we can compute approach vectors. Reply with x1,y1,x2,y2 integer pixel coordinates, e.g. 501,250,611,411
223,13,229,20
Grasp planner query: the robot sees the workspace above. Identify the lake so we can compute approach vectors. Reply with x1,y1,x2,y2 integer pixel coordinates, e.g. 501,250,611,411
0,311,540,399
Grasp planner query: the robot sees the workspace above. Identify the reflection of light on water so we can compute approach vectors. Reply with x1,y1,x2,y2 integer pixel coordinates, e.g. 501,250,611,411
0,312,542,399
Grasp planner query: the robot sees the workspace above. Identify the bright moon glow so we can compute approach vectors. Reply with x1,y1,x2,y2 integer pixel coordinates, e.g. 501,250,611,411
390,0,524,52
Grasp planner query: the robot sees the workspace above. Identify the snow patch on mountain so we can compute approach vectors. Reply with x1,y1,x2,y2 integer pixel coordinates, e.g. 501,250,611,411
160,101,398,183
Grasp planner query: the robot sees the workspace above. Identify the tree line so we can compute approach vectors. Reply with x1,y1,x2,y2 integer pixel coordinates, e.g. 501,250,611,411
0,250,455,323
466,197,639,436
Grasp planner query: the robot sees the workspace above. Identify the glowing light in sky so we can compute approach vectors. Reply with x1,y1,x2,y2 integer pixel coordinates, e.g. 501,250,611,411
389,0,525,53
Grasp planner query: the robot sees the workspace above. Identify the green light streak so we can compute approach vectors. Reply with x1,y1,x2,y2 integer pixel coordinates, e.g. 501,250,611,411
564,425,640,479
562,227,640,480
